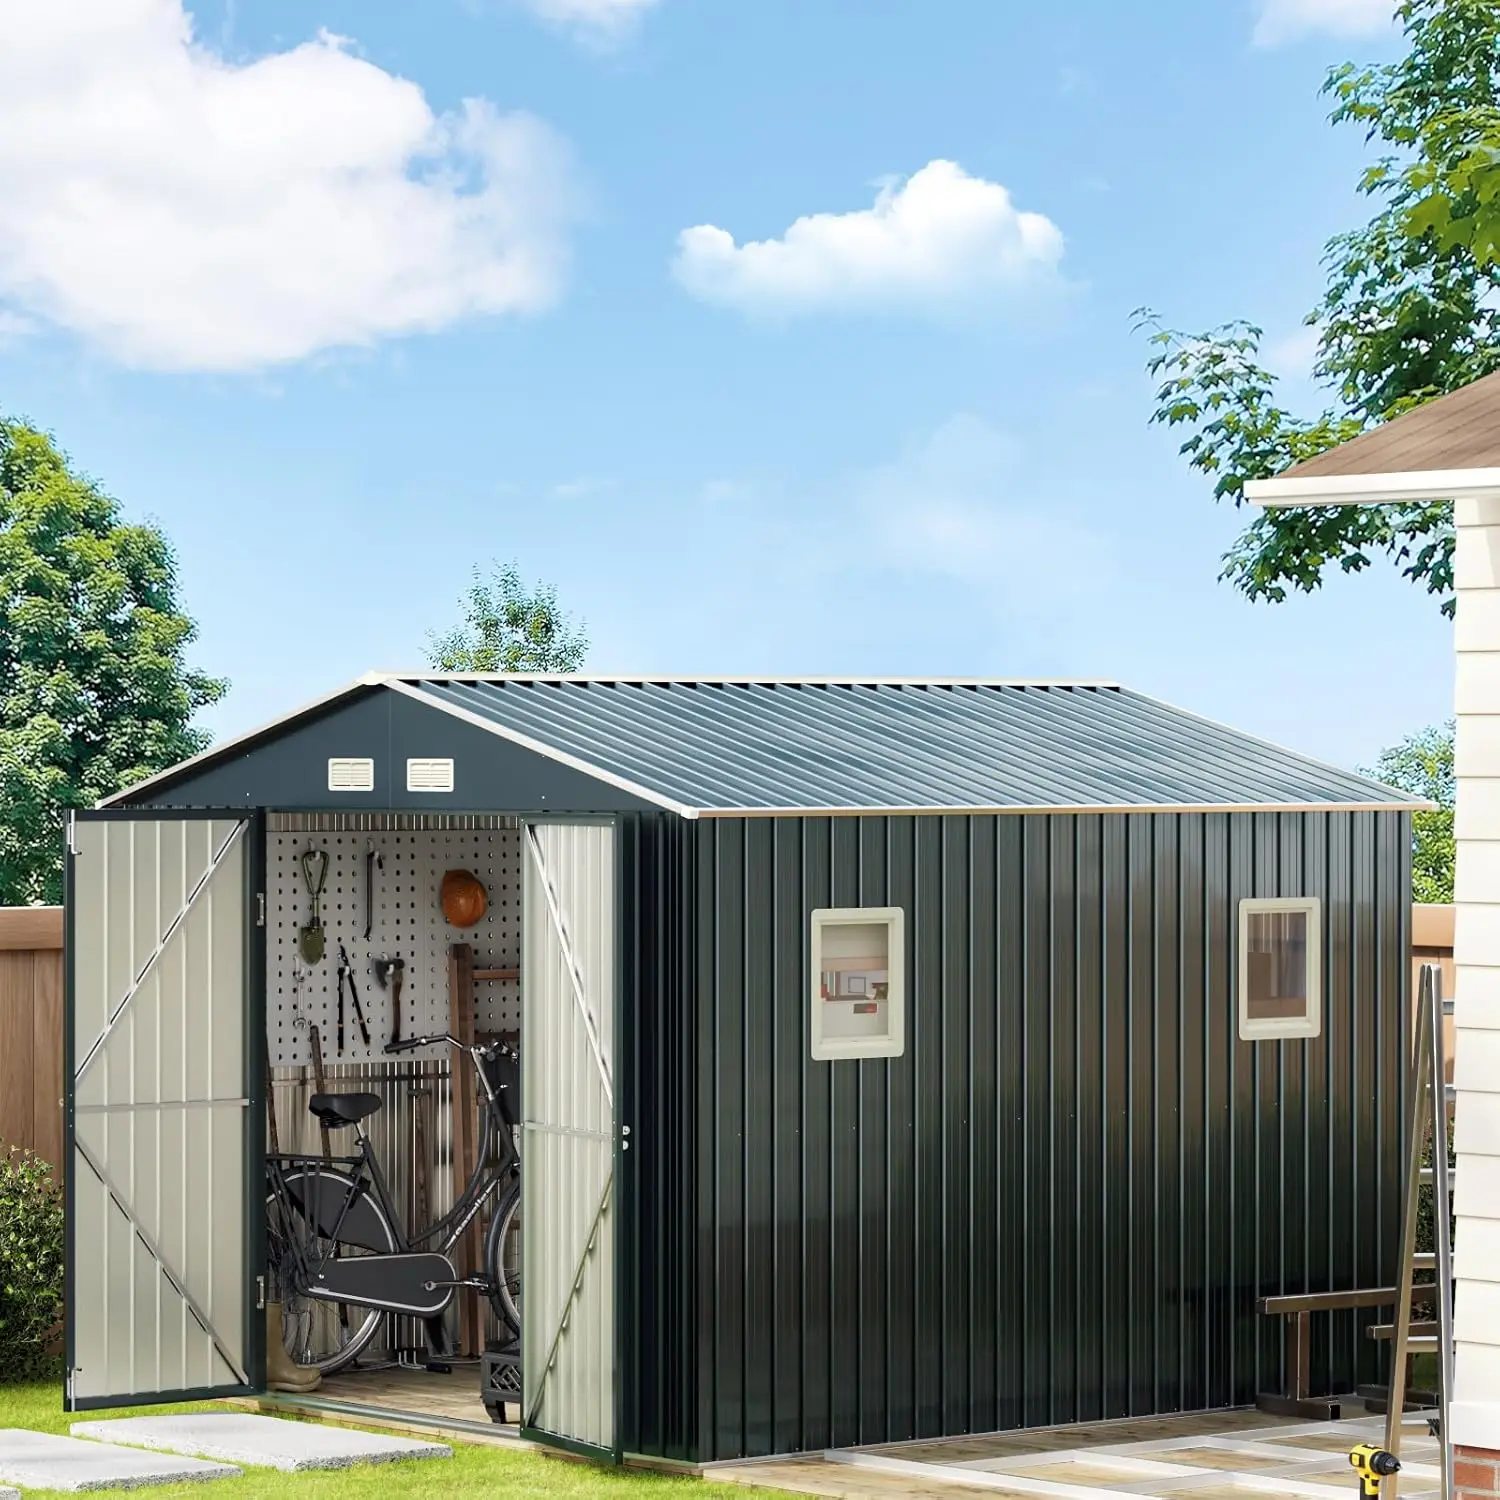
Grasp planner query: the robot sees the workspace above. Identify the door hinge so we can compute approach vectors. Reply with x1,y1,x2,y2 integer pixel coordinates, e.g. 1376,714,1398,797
66,814,78,856
256,1275,266,1310
256,893,266,927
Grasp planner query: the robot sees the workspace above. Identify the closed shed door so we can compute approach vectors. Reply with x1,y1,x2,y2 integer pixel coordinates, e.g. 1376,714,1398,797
66,814,258,1408
521,821,617,1458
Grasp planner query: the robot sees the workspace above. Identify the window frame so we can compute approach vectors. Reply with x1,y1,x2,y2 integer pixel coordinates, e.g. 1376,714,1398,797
810,906,905,1062
1238,895,1323,1041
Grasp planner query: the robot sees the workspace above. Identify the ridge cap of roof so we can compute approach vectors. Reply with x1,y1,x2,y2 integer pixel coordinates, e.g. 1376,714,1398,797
396,674,1122,688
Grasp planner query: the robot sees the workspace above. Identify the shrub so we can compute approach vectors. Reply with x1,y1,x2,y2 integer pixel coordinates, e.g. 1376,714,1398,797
0,1147,64,1382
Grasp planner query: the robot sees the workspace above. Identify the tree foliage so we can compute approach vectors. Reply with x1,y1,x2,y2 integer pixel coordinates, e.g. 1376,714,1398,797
0,419,226,905
427,561,588,674
1364,720,1455,902
1138,0,1500,616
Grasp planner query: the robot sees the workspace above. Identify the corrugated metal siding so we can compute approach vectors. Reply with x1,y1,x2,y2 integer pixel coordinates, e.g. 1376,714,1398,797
621,814,699,1462
682,810,1408,1462
69,817,252,1403
522,822,617,1452
405,680,1417,814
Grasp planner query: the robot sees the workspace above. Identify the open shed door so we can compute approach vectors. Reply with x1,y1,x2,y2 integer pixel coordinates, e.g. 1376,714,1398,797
521,821,618,1459
66,812,260,1409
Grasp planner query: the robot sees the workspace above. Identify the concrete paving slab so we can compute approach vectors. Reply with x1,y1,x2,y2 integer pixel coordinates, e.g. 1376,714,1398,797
0,1429,239,1491
71,1413,452,1472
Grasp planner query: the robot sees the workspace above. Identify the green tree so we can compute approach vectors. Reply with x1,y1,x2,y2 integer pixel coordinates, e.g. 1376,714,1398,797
427,561,588,673
1364,721,1456,902
0,419,226,906
1138,0,1500,617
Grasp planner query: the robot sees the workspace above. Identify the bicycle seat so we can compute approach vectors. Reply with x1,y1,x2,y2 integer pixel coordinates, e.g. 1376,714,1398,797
308,1092,382,1129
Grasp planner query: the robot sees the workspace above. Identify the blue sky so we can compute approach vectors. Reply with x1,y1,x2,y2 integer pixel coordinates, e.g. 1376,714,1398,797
0,0,1450,770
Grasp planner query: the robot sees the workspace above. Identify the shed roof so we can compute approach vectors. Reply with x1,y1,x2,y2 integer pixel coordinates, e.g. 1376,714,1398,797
112,674,1422,817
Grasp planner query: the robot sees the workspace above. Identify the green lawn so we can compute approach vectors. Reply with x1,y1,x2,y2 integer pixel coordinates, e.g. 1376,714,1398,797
0,1384,778,1499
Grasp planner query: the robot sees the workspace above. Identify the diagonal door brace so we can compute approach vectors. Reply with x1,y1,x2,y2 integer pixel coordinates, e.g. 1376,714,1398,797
524,824,612,1104
76,819,249,1086
73,1131,249,1386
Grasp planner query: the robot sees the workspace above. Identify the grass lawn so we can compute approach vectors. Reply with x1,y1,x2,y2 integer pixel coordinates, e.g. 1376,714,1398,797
0,1383,779,1499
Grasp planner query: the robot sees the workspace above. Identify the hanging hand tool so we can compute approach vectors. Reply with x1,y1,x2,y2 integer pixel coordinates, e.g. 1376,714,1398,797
337,942,371,1051
307,1020,348,1341
299,848,329,964
289,962,311,1031
373,955,406,1048
265,1056,280,1155
308,1024,332,1161
364,847,381,942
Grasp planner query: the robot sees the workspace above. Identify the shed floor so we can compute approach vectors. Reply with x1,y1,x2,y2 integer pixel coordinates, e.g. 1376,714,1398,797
254,1365,518,1442
711,1408,1443,1500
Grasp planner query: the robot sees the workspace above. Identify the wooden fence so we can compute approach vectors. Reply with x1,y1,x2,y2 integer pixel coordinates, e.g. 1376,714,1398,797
0,902,1462,1171
0,907,63,1170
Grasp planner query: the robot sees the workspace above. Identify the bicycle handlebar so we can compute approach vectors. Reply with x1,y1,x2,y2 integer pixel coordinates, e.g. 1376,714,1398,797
382,1033,517,1061
383,1033,459,1055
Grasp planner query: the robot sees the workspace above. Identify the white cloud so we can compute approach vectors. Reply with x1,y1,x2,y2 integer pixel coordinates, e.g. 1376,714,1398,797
851,415,1103,595
552,477,615,499
1253,0,1396,46
698,478,755,505
672,160,1065,319
0,310,33,347
518,0,658,41
0,0,579,372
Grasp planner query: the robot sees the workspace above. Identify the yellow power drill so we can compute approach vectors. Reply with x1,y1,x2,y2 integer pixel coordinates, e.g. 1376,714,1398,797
1350,1444,1401,1499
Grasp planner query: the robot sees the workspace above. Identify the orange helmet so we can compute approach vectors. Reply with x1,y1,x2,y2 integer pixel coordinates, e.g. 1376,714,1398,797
440,869,488,928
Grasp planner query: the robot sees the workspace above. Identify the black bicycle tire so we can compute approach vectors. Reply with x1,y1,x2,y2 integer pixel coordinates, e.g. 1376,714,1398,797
485,1180,521,1337
267,1166,396,1375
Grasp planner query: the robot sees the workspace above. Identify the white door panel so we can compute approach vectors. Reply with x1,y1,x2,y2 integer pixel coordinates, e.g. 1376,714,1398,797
67,815,254,1407
521,821,616,1455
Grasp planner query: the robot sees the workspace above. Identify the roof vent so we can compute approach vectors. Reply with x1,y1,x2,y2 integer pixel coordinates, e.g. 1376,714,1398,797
407,757,455,793
328,757,375,792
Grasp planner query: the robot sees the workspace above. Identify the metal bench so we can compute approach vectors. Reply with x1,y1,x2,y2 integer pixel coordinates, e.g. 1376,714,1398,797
1256,1285,1438,1420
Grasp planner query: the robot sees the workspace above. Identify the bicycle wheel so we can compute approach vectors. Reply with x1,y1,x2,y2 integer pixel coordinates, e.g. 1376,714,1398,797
267,1166,397,1375
485,1180,521,1337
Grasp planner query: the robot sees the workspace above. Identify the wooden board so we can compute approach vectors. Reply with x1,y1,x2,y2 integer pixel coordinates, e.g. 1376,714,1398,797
448,943,482,1356
0,952,36,1152
30,951,63,1170
0,908,62,952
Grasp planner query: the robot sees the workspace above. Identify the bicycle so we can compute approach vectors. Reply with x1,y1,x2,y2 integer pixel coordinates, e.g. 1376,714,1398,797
265,1032,522,1375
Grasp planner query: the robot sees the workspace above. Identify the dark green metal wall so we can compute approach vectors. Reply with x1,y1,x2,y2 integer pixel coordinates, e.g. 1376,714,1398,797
624,809,1410,1463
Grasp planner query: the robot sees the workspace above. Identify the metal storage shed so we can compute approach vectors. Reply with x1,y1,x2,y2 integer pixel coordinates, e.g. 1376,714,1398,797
65,675,1421,1465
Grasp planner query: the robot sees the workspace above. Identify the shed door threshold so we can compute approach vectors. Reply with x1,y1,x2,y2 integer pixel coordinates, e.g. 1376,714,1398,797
251,1389,520,1444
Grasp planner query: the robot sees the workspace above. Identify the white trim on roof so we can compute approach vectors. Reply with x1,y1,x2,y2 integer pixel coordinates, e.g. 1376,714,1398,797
382,678,699,819
1246,468,1500,507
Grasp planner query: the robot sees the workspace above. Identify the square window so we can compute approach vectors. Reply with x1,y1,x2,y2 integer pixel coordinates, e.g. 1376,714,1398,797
1239,897,1322,1040
811,907,904,1061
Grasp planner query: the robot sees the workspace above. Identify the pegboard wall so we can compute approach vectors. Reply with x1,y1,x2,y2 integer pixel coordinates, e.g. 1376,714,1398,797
266,814,521,1067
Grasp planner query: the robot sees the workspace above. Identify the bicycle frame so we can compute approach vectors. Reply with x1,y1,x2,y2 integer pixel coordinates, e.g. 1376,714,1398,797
267,1043,518,1289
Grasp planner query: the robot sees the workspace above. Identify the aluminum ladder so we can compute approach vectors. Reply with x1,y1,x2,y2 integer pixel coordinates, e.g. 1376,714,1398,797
1379,961,1455,1500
